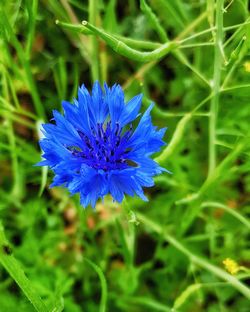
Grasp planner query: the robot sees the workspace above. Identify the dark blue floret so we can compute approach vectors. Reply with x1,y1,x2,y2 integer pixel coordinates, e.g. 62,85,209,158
37,82,167,208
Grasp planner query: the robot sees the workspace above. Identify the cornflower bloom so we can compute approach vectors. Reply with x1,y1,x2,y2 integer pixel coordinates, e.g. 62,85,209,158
37,82,167,208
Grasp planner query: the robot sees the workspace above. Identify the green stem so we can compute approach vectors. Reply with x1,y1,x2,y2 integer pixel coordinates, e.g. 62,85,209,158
82,21,179,62
137,213,250,299
84,258,107,312
0,9,45,120
222,83,250,92
201,201,250,229
2,72,20,198
208,0,224,177
180,42,214,48
26,0,38,57
0,222,49,312
115,35,160,50
173,282,232,310
175,139,246,233
55,19,91,34
88,0,99,81
179,21,250,44
56,20,161,49
224,17,250,47
176,138,246,207
155,113,192,164
155,93,214,165
57,19,164,50
201,140,244,197
140,0,168,42
222,36,247,88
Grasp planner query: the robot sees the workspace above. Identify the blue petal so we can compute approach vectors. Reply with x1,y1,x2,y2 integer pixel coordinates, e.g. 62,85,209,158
80,172,108,208
68,165,108,208
127,104,166,154
128,104,154,147
108,169,148,203
134,172,155,188
38,138,70,167
42,110,84,148
78,84,96,127
50,172,73,187
62,100,91,135
119,93,143,127
105,83,125,128
91,81,109,123
108,173,125,202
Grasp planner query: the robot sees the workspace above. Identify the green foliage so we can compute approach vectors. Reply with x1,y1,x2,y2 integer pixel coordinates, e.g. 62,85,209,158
0,0,250,311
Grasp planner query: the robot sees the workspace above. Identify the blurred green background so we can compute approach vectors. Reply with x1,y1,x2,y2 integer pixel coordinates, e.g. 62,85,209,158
0,0,250,311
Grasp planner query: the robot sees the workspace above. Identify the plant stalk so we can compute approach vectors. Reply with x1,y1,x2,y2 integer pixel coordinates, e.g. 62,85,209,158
208,0,224,176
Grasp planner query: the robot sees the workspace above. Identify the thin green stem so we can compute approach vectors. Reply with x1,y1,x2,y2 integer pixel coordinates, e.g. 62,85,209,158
180,42,215,48
26,0,38,57
2,72,20,198
176,138,246,207
180,20,250,44
173,51,211,86
193,94,214,113
0,110,36,129
114,35,160,50
54,0,91,63
137,213,250,299
175,11,208,41
155,113,192,164
179,26,216,43
55,19,92,34
222,83,250,92
0,222,49,312
0,9,45,120
173,282,231,310
222,36,247,88
123,62,156,90
88,0,99,81
224,19,250,31
158,0,185,29
201,202,250,229
120,296,171,312
56,20,161,49
224,17,250,47
155,93,213,165
140,0,168,42
4,69,20,109
208,0,224,177
84,258,107,312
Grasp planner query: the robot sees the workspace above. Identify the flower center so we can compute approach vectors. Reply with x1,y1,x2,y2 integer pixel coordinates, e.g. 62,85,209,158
70,122,133,171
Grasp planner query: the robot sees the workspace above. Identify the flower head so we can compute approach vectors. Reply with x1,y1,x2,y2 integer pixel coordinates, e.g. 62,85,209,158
37,82,167,208
243,61,250,73
223,258,240,275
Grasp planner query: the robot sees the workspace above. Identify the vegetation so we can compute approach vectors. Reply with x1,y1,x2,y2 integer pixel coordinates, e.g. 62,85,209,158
0,0,250,311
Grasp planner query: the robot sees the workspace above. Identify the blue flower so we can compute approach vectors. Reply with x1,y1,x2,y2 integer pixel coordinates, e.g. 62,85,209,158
37,82,167,208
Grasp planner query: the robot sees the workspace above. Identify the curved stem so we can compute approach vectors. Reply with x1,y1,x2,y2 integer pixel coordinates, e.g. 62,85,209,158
201,202,250,229
84,258,107,312
155,113,192,164
82,21,179,62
